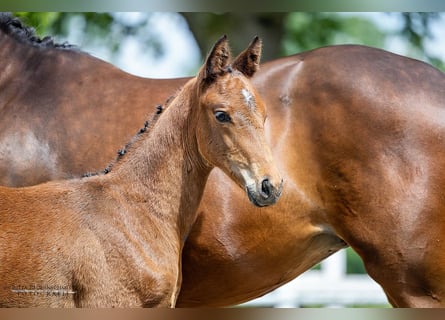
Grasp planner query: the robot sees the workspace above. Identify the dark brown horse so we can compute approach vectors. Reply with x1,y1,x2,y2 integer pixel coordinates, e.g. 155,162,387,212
2,14,445,307
0,35,283,307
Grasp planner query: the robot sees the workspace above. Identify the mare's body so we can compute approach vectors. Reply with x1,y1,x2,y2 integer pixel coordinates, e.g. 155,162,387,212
1,14,445,307
182,49,445,307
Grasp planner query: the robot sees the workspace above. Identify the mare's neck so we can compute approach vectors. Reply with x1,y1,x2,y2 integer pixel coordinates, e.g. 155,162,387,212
0,31,73,109
0,33,34,102
109,79,211,245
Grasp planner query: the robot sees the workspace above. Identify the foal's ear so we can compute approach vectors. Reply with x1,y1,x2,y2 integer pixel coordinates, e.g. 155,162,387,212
198,35,231,85
232,36,262,78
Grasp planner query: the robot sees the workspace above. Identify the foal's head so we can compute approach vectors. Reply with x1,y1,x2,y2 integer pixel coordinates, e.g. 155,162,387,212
194,36,283,207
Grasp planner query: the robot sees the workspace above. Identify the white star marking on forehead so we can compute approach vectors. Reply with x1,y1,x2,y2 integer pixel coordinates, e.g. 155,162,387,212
241,88,256,110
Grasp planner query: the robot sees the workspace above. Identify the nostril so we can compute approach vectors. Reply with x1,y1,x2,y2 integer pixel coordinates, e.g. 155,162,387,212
261,179,272,197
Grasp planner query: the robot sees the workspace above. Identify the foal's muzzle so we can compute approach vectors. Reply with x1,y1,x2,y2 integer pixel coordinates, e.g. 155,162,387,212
246,178,284,207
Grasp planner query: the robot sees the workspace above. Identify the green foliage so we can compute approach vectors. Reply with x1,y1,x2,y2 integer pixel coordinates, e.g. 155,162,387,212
282,13,385,55
346,247,366,274
282,12,444,71
12,12,164,58
14,12,114,38
400,12,439,47
12,12,444,71
310,248,366,274
399,12,445,71
14,12,62,35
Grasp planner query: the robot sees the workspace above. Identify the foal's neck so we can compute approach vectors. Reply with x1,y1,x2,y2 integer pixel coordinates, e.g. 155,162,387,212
109,79,211,244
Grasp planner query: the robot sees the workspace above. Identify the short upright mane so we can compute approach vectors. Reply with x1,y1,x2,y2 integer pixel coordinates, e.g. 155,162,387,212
0,13,75,49
83,95,177,178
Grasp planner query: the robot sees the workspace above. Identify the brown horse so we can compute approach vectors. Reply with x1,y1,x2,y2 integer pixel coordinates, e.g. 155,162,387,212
2,14,445,307
0,35,283,307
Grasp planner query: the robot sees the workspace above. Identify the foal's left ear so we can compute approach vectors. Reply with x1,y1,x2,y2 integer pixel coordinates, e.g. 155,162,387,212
232,36,262,78
199,35,231,86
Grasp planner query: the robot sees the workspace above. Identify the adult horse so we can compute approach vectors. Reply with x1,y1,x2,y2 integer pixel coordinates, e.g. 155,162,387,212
1,14,445,307
0,35,283,307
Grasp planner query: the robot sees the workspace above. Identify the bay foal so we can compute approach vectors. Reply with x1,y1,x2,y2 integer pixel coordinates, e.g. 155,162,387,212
0,36,282,307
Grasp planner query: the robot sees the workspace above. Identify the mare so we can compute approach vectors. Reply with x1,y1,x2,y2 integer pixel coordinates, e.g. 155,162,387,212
0,35,283,307
2,13,445,307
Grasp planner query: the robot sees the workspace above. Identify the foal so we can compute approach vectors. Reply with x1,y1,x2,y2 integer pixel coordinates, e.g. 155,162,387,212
0,36,283,307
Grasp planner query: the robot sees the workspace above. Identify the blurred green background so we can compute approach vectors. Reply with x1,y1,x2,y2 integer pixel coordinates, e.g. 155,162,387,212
12,12,445,76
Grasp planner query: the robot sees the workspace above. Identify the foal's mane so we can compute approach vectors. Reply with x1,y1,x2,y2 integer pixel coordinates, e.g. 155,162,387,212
83,95,177,178
0,13,75,49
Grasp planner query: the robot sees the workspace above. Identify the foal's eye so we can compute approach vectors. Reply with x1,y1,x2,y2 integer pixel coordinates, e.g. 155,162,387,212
215,111,231,123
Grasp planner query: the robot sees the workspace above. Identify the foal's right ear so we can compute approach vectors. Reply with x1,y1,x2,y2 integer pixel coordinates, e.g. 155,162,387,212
198,35,231,86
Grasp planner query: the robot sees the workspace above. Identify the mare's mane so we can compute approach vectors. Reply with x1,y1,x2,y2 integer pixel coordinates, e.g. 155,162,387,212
0,13,75,49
